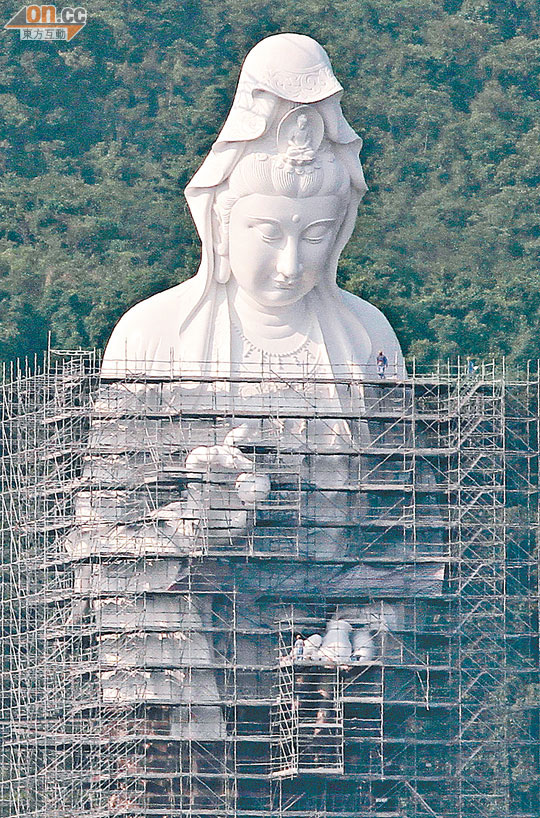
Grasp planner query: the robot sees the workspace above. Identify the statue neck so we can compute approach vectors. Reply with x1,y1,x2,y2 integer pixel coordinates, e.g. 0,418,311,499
229,283,313,352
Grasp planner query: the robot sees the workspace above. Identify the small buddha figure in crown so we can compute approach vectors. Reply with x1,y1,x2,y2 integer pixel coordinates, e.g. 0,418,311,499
282,112,317,167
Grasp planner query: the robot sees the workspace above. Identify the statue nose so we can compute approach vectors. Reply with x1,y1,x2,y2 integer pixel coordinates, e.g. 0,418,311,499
276,236,303,280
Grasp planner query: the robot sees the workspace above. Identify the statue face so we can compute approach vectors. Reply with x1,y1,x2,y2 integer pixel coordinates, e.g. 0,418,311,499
228,194,342,307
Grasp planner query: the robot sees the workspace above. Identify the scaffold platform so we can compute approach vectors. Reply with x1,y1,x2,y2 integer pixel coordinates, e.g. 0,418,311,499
0,353,538,818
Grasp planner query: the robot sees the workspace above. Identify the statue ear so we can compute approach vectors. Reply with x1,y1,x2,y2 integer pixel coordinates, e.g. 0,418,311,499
214,254,231,284
213,202,231,283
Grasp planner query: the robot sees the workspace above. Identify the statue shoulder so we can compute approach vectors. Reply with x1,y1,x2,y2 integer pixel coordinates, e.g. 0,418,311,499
338,289,406,374
105,284,181,344
102,279,198,373
340,289,399,341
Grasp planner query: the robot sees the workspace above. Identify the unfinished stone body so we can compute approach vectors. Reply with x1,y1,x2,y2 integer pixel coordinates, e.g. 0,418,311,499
73,34,445,814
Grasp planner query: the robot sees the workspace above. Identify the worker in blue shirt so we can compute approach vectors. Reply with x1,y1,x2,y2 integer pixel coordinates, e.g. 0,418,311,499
376,351,388,379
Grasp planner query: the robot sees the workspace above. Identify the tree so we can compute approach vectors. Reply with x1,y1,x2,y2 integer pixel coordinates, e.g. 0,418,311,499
0,0,538,365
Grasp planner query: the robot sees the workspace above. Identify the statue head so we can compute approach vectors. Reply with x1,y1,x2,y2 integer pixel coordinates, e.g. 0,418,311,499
102,34,404,380
182,33,368,323
213,106,352,307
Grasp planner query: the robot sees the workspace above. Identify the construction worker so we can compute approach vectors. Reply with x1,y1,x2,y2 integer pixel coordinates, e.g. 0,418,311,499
376,351,388,379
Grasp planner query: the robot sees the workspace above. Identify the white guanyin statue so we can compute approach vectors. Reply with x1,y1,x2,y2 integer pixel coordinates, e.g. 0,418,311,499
102,32,405,380
61,38,445,800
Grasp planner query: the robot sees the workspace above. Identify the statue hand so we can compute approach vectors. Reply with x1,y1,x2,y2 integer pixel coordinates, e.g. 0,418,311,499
185,444,270,506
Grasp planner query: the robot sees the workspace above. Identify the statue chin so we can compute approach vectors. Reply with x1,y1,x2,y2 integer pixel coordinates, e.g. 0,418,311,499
101,35,405,382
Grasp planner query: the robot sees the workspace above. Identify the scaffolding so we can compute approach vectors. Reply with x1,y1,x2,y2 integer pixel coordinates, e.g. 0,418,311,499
0,354,538,818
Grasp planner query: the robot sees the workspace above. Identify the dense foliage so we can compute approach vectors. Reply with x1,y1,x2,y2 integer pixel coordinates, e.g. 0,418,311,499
0,0,538,365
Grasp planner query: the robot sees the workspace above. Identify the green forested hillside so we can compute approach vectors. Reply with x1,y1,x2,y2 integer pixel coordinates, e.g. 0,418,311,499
0,0,538,364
